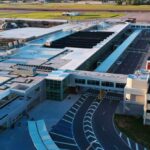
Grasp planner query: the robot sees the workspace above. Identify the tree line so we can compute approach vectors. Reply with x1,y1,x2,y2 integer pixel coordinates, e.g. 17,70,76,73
115,0,150,5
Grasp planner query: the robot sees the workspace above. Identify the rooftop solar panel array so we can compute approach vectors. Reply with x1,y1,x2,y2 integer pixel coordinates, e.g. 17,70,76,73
46,31,113,49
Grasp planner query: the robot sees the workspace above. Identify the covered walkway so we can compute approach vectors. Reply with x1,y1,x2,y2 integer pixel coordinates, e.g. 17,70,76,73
28,120,59,150
95,29,142,73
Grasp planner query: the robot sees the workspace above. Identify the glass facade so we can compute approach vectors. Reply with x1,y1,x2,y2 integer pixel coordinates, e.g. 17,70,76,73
46,78,69,101
75,79,85,84
46,80,61,100
87,80,99,86
116,83,125,88
101,81,114,87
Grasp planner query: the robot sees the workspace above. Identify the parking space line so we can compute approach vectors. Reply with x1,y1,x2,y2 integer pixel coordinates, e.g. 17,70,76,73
77,101,83,105
65,114,74,119
71,107,78,111
68,110,75,115
50,132,74,140
75,103,80,107
62,118,72,124
81,96,86,99
54,141,77,146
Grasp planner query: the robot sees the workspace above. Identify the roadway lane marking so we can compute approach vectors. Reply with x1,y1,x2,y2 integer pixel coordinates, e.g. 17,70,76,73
127,137,131,149
119,132,122,137
136,143,139,150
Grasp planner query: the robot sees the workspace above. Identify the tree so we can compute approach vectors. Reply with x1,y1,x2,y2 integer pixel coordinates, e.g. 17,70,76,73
125,0,132,4
115,0,123,5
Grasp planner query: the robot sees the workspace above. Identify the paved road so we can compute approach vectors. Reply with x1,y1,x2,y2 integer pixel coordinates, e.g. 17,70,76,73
93,98,130,150
73,95,96,150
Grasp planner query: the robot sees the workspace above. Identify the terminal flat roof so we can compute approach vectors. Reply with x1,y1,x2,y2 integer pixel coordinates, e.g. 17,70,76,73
0,97,27,120
95,29,142,72
60,23,129,70
0,89,10,100
0,23,69,40
0,76,11,85
46,70,70,81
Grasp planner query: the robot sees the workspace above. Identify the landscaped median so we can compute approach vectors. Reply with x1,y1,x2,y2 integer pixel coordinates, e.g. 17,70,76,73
115,114,150,149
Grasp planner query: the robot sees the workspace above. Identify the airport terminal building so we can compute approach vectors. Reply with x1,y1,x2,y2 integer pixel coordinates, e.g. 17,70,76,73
0,20,150,130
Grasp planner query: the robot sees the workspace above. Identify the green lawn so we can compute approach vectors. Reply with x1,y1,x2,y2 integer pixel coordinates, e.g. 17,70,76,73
0,11,124,20
115,115,150,149
0,3,149,11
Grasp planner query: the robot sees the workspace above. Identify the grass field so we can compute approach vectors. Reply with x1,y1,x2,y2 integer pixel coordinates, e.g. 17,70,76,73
115,115,150,149
0,11,124,20
0,3,149,11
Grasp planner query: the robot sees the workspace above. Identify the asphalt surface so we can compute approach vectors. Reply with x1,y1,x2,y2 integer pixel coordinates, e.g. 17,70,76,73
73,95,96,150
114,52,143,74
93,97,130,150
